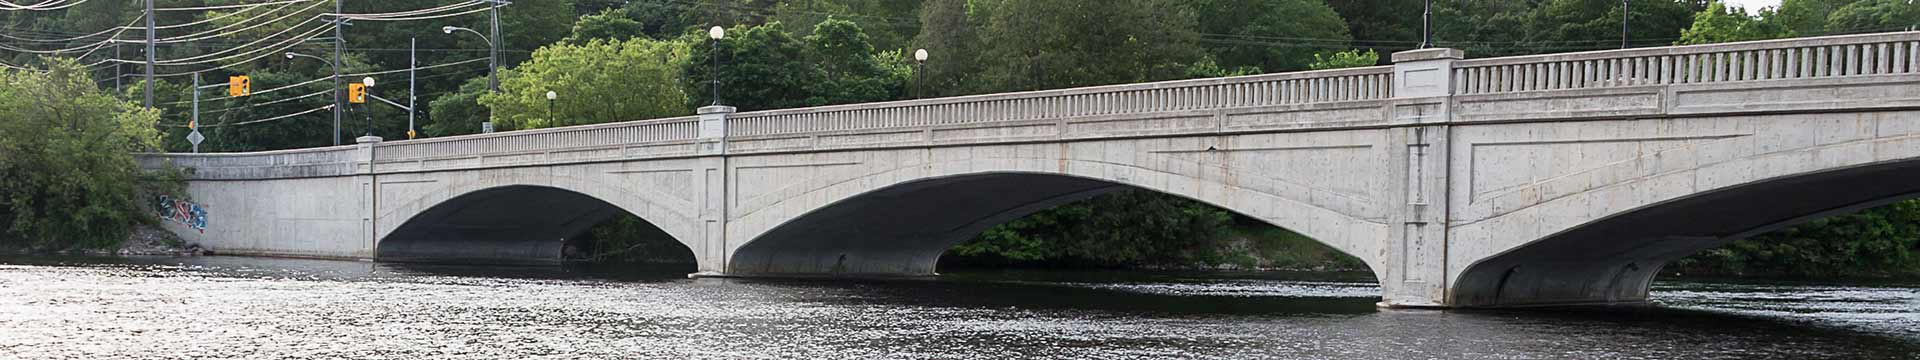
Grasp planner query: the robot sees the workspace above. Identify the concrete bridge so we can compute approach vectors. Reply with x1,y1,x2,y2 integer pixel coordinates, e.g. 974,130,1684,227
139,32,1920,308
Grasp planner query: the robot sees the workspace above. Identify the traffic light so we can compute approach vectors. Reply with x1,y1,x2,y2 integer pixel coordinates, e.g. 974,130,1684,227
227,75,250,97
347,83,366,104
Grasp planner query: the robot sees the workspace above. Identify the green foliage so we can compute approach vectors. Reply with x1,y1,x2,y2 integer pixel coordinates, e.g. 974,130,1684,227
1434,0,1703,56
1679,2,1795,45
948,191,1235,267
0,58,170,250
1675,200,1920,277
682,21,904,111
567,8,653,44
683,23,816,111
481,38,692,130
577,217,693,263
1192,0,1353,72
425,78,490,137
1309,49,1381,70
966,0,1205,92
1824,0,1920,34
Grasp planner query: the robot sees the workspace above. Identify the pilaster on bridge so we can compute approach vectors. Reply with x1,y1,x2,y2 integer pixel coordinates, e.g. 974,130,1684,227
139,32,1920,308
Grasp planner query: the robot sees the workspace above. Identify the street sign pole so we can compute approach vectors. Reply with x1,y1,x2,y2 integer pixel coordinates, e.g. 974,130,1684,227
189,73,204,153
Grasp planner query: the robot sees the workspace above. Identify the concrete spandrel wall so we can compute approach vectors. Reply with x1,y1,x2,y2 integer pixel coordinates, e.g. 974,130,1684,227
1444,110,1920,306
154,175,374,259
723,131,1396,281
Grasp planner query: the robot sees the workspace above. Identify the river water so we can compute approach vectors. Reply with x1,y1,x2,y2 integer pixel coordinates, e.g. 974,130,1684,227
1,256,1915,359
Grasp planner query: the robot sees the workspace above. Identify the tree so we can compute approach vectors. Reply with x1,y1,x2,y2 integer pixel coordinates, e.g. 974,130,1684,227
567,8,652,44
1776,0,1844,36
680,23,804,111
909,0,986,97
1192,0,1355,72
425,77,490,137
969,0,1205,92
0,58,170,250
480,38,692,131
1309,49,1381,70
802,18,906,106
1824,0,1920,34
1678,1,1793,45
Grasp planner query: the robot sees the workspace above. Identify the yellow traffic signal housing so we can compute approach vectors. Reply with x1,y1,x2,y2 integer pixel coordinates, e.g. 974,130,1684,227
228,75,250,97
347,83,367,104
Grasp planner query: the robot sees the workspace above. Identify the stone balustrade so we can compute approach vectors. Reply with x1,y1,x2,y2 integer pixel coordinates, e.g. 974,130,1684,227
137,32,1920,180
1453,31,1920,95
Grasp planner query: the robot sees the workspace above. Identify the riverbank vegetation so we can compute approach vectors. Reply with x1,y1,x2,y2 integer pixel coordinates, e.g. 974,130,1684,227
3,0,1917,277
0,59,174,252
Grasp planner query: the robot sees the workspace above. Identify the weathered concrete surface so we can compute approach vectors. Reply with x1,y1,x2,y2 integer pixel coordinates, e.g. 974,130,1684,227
137,32,1920,308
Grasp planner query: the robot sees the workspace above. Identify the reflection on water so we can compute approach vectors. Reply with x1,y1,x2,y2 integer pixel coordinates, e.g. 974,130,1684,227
0,256,1916,359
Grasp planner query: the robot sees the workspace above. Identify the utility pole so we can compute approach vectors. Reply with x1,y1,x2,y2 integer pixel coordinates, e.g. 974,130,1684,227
331,0,344,145
144,0,155,109
488,0,501,93
408,37,417,139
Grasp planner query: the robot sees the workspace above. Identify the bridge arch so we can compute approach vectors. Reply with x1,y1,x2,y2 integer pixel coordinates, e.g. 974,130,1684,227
375,170,703,265
1448,126,1920,307
724,146,1391,282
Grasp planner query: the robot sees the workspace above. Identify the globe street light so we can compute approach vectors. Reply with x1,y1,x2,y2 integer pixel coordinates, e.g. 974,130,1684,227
546,90,558,127
286,52,342,144
361,77,376,137
708,26,725,106
913,49,929,99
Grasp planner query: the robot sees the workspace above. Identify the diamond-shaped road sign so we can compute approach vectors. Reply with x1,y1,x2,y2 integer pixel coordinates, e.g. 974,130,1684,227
186,130,205,145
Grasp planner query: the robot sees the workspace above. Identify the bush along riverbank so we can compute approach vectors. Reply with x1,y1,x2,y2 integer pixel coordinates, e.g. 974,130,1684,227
938,191,1920,279
938,190,1368,272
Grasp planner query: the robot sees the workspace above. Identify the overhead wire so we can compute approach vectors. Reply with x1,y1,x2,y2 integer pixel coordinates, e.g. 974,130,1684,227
0,0,85,11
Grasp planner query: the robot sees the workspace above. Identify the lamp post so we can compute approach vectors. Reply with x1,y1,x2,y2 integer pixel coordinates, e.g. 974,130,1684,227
444,25,498,128
1420,0,1433,49
913,48,928,99
546,90,557,127
1621,0,1631,49
286,52,341,143
362,77,376,137
708,26,725,106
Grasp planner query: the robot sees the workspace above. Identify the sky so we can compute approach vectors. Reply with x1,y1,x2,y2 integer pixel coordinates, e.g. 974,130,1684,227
1721,0,1783,14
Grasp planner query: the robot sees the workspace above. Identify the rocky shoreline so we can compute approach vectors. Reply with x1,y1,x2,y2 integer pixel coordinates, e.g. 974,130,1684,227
1,222,209,257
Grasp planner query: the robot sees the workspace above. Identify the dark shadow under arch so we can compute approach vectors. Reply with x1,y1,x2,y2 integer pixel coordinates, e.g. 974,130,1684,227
726,172,1379,280
379,185,695,265
1452,159,1920,307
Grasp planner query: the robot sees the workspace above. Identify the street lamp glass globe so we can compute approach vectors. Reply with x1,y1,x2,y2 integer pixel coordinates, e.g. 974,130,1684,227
442,26,457,34
284,52,295,59
709,26,725,40
914,49,928,62
362,77,375,87
546,91,557,100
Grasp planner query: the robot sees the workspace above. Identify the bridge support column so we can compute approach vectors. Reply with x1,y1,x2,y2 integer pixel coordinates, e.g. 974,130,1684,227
1380,48,1462,307
692,105,735,275
356,135,382,258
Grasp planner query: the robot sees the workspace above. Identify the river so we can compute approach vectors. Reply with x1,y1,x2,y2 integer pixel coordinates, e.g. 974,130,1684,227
0,256,1915,359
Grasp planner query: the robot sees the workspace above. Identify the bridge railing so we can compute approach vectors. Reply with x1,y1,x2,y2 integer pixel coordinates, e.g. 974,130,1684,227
136,146,360,179
371,116,701,163
726,66,1395,138
1453,31,1920,95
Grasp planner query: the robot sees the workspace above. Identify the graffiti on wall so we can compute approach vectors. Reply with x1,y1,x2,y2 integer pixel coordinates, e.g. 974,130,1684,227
155,195,208,232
